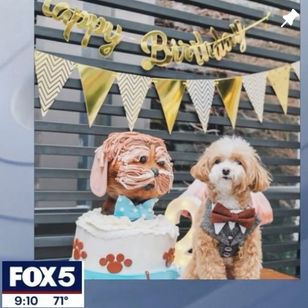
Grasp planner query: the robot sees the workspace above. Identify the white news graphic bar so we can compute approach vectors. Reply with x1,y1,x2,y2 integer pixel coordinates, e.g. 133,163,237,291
2,294,84,308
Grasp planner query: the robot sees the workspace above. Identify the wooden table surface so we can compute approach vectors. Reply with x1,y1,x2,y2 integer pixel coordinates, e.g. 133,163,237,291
261,268,297,280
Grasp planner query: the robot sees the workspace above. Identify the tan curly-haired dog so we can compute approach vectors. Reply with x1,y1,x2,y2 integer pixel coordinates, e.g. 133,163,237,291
183,136,271,279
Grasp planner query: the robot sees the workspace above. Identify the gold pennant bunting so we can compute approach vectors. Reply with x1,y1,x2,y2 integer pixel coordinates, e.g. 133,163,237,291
216,77,243,129
78,64,117,127
153,79,186,134
267,65,291,114
35,51,299,133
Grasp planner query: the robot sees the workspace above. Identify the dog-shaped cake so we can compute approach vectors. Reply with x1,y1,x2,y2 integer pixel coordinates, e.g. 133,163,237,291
90,132,174,215
183,136,272,279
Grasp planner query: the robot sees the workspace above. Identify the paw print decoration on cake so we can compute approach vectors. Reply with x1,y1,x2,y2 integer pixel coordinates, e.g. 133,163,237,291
163,248,175,267
73,238,87,260
99,253,133,274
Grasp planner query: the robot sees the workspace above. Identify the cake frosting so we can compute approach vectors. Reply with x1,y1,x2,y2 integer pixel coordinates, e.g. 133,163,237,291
76,208,179,239
72,209,180,279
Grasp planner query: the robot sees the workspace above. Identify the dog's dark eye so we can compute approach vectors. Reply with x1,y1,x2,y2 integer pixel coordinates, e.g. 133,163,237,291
236,160,242,166
214,159,221,165
139,156,147,163
157,161,165,167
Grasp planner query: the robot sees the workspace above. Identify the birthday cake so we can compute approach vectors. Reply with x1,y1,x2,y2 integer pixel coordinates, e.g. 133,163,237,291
72,208,179,279
71,132,181,279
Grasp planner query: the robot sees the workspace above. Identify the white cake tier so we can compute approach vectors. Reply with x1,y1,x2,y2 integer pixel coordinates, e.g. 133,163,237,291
72,209,179,277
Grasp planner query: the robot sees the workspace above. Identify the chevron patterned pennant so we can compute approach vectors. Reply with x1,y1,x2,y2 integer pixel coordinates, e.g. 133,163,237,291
35,51,76,116
292,61,300,80
243,72,267,123
186,80,215,133
117,73,152,131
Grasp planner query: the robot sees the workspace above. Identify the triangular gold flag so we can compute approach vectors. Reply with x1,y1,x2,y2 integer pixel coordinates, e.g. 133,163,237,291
216,77,243,129
267,65,291,114
78,65,117,127
153,78,186,134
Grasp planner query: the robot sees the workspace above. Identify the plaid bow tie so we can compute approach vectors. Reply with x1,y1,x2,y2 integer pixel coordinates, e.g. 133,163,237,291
211,203,256,229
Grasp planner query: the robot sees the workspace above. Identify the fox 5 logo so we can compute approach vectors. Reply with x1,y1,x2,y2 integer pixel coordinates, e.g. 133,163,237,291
2,261,83,293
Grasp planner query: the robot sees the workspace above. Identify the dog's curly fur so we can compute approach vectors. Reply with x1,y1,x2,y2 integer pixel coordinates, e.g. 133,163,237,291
183,136,271,279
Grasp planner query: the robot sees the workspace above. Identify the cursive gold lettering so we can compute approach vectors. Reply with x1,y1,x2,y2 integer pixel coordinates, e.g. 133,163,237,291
42,0,122,57
139,16,268,70
140,31,173,70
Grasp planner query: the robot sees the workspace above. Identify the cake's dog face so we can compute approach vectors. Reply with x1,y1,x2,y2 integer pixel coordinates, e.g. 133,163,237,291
90,132,174,202
191,136,271,197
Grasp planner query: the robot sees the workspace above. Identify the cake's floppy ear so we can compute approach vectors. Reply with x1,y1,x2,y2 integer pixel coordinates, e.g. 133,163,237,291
90,147,108,197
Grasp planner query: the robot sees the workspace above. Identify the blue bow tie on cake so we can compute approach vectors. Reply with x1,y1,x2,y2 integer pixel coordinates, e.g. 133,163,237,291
114,195,158,221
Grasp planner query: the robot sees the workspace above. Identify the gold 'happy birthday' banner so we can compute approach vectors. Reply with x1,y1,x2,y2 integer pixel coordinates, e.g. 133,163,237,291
41,0,271,70
34,51,300,134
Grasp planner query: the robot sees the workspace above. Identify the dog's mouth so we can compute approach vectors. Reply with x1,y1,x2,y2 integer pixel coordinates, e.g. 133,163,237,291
143,183,155,191
222,176,232,180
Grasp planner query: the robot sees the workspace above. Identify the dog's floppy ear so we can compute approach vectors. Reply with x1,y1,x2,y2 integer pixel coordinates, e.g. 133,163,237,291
249,153,272,192
90,147,108,197
190,152,210,182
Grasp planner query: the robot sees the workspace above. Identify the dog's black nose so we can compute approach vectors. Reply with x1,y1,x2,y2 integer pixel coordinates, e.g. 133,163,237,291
222,169,230,176
151,168,159,177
